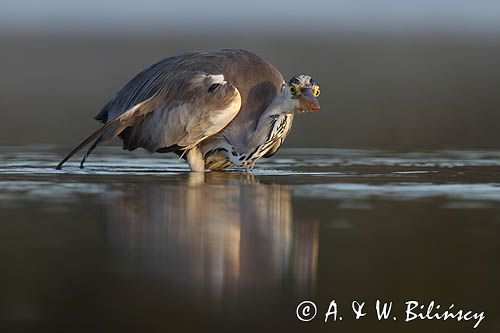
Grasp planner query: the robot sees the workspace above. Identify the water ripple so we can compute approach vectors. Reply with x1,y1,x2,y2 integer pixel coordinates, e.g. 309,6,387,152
296,183,500,202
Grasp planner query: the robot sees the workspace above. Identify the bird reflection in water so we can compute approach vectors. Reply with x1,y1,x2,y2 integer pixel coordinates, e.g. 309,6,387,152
104,173,319,301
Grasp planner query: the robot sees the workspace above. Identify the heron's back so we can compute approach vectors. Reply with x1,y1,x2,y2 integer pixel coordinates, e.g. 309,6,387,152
95,49,284,151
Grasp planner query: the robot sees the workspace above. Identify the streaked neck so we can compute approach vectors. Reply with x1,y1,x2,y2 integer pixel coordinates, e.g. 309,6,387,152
248,92,295,149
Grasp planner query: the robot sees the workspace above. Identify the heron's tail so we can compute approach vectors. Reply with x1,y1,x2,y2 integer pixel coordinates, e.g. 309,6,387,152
55,95,158,170
55,123,114,170
55,115,136,170
79,137,102,168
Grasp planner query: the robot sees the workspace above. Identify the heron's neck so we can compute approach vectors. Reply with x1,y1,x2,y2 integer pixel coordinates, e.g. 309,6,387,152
248,93,294,148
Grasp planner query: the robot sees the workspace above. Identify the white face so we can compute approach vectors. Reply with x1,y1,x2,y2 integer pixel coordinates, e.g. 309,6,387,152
280,83,301,114
285,75,321,113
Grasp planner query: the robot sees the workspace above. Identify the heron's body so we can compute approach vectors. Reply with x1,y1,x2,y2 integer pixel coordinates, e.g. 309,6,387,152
56,49,320,171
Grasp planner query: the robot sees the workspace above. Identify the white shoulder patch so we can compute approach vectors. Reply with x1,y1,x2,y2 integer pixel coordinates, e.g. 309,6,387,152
209,74,226,85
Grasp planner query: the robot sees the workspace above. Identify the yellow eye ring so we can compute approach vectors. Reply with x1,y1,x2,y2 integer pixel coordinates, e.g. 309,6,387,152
289,85,297,95
313,88,320,97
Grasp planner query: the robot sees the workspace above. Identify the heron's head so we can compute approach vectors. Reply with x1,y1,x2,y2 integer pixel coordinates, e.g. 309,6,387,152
286,74,320,113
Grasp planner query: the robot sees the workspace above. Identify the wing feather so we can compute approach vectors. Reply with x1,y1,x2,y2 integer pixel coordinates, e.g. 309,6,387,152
56,72,241,169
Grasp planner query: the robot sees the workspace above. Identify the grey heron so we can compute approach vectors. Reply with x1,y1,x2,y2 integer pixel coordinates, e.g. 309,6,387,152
56,49,321,171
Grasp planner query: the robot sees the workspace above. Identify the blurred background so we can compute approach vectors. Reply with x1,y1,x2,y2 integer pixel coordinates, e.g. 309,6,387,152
1,0,500,149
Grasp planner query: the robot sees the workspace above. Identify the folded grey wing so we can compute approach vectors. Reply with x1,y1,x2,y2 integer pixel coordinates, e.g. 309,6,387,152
56,72,241,169
120,72,241,152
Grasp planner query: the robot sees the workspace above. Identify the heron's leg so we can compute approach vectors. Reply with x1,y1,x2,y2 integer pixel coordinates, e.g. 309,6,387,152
188,172,205,185
242,160,254,172
186,146,205,172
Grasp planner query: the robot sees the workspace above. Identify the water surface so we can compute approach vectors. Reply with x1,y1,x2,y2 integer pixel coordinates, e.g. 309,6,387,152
1,146,499,332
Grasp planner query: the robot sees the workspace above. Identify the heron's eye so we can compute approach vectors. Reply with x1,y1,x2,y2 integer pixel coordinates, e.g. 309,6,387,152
313,87,320,97
289,85,297,95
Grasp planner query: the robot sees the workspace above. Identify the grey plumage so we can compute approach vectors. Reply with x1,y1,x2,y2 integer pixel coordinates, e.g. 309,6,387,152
56,49,320,171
